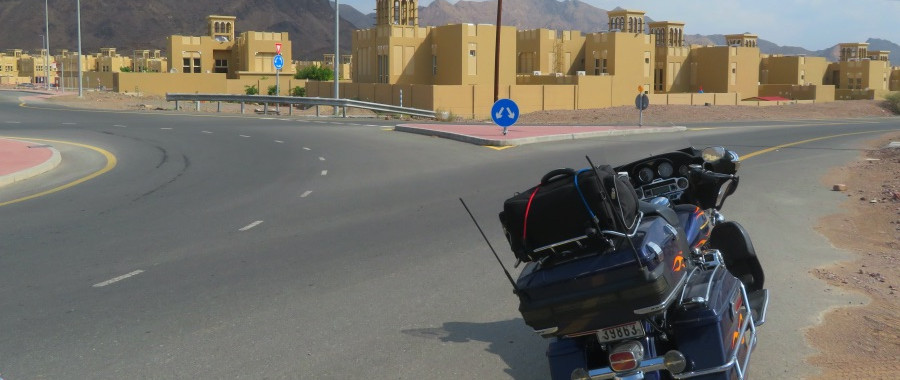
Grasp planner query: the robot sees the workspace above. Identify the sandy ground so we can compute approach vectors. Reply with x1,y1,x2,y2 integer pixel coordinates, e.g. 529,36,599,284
808,133,900,379
9,87,900,376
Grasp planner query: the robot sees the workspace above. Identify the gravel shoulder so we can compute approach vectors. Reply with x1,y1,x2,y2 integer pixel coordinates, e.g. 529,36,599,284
9,87,900,376
808,133,900,379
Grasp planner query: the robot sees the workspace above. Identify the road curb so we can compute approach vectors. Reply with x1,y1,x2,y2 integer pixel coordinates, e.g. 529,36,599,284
0,139,62,187
395,125,688,146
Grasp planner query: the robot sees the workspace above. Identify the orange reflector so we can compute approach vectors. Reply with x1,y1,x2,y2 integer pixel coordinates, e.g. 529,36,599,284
610,352,638,372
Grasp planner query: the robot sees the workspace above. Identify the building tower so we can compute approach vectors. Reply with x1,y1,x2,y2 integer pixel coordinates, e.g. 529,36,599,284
649,21,684,47
607,9,646,34
376,0,418,26
838,43,868,61
725,33,758,48
208,15,236,42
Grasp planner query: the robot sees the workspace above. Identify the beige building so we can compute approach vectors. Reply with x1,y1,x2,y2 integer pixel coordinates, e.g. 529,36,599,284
1,50,27,84
649,21,690,93
17,49,57,86
891,68,900,91
689,34,760,97
760,55,829,85
826,43,893,93
516,29,586,76
95,48,132,73
167,15,293,78
132,50,168,73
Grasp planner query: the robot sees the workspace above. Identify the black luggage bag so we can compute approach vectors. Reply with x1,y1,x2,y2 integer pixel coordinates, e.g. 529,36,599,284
499,166,639,262
515,215,692,337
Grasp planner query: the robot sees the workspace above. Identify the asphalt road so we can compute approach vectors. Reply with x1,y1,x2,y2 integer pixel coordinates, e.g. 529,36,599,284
1,92,897,379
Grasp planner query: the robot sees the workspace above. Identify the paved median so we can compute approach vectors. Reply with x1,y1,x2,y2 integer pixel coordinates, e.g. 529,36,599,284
395,124,687,146
0,138,62,187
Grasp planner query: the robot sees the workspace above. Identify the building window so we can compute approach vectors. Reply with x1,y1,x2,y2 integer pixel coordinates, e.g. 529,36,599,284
469,50,476,57
601,59,608,74
214,59,228,74
594,58,600,75
183,58,191,73
193,58,201,73
432,55,437,75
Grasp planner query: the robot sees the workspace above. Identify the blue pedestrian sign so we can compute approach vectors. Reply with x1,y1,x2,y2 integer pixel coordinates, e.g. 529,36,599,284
273,54,285,70
491,98,519,130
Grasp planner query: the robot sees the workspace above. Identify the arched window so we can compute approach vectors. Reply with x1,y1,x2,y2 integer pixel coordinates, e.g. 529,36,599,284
394,0,400,24
214,22,220,33
227,23,232,34
401,0,407,24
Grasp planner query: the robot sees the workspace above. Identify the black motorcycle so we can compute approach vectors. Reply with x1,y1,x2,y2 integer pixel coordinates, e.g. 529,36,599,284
483,146,769,380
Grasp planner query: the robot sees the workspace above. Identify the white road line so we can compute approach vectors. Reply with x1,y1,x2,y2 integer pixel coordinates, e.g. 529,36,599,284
202,130,213,134
261,118,278,120
240,135,251,138
321,170,328,176
113,124,127,128
366,124,379,127
239,220,264,231
318,157,326,161
303,147,311,151
62,122,77,125
274,140,284,143
301,190,313,198
161,127,173,130
5,121,21,124
92,270,144,288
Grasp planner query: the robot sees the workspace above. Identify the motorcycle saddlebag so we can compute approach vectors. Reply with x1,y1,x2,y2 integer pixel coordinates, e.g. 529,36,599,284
668,266,750,380
515,215,691,337
499,166,639,262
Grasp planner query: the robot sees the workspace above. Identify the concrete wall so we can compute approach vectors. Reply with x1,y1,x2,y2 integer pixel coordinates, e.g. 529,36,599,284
758,84,835,102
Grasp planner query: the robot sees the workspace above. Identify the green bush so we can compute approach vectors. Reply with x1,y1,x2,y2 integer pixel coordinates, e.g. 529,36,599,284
295,65,334,81
885,92,900,114
291,86,306,97
120,66,132,72
267,85,278,95
244,84,259,95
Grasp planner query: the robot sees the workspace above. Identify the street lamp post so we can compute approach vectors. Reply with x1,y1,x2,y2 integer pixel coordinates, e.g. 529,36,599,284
334,0,340,116
77,0,83,97
44,0,50,90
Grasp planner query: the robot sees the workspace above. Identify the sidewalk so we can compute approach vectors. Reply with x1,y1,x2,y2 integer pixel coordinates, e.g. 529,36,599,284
0,138,62,187
395,123,687,146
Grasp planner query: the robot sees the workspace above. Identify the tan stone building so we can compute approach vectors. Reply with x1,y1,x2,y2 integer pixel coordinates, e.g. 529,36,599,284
0,50,27,84
167,15,293,78
825,43,893,99
516,29,586,76
17,49,57,86
352,0,516,86
132,50,168,73
760,55,829,85
95,48,132,73
649,21,690,93
689,34,760,97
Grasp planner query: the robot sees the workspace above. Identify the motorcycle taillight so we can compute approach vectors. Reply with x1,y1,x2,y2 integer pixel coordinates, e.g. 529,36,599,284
608,340,644,372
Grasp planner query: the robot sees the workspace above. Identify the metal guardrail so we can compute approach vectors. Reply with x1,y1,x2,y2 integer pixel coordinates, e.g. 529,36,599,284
165,93,436,119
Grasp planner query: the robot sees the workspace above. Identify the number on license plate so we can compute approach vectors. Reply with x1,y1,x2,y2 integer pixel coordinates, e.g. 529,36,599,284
596,321,645,343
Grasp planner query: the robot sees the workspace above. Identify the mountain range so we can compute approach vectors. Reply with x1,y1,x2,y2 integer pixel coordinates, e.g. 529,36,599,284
0,0,896,65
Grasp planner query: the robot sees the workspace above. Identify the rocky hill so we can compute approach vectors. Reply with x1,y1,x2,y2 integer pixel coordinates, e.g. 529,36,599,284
0,0,357,60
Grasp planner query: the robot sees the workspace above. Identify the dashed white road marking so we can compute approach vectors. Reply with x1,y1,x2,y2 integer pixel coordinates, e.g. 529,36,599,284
202,131,213,134
239,135,251,138
366,124,379,127
92,270,144,288
161,127,172,130
303,147,311,151
321,170,328,176
301,190,313,198
318,157,326,161
274,140,284,143
4,121,21,124
113,125,127,128
239,220,264,231
62,122,77,125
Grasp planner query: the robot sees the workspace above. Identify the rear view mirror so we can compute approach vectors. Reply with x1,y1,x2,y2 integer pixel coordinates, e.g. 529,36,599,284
702,146,727,163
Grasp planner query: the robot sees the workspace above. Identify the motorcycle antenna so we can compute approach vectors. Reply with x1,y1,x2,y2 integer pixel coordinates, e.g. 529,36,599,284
585,156,645,271
459,198,520,294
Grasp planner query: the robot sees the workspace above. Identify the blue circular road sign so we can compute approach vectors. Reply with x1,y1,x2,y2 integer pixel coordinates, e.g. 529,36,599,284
273,54,285,70
491,98,519,128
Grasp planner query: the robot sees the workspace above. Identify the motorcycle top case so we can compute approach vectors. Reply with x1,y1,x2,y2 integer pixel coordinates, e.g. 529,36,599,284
668,266,749,380
515,215,691,337
499,166,639,262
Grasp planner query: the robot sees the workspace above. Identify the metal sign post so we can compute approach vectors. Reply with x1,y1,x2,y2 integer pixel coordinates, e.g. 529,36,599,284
273,53,284,96
491,98,519,136
634,86,649,127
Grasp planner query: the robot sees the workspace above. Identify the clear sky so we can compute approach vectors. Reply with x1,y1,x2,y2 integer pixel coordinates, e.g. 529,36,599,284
339,0,899,50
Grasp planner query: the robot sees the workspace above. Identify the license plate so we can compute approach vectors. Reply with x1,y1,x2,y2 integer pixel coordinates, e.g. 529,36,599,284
596,321,645,343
